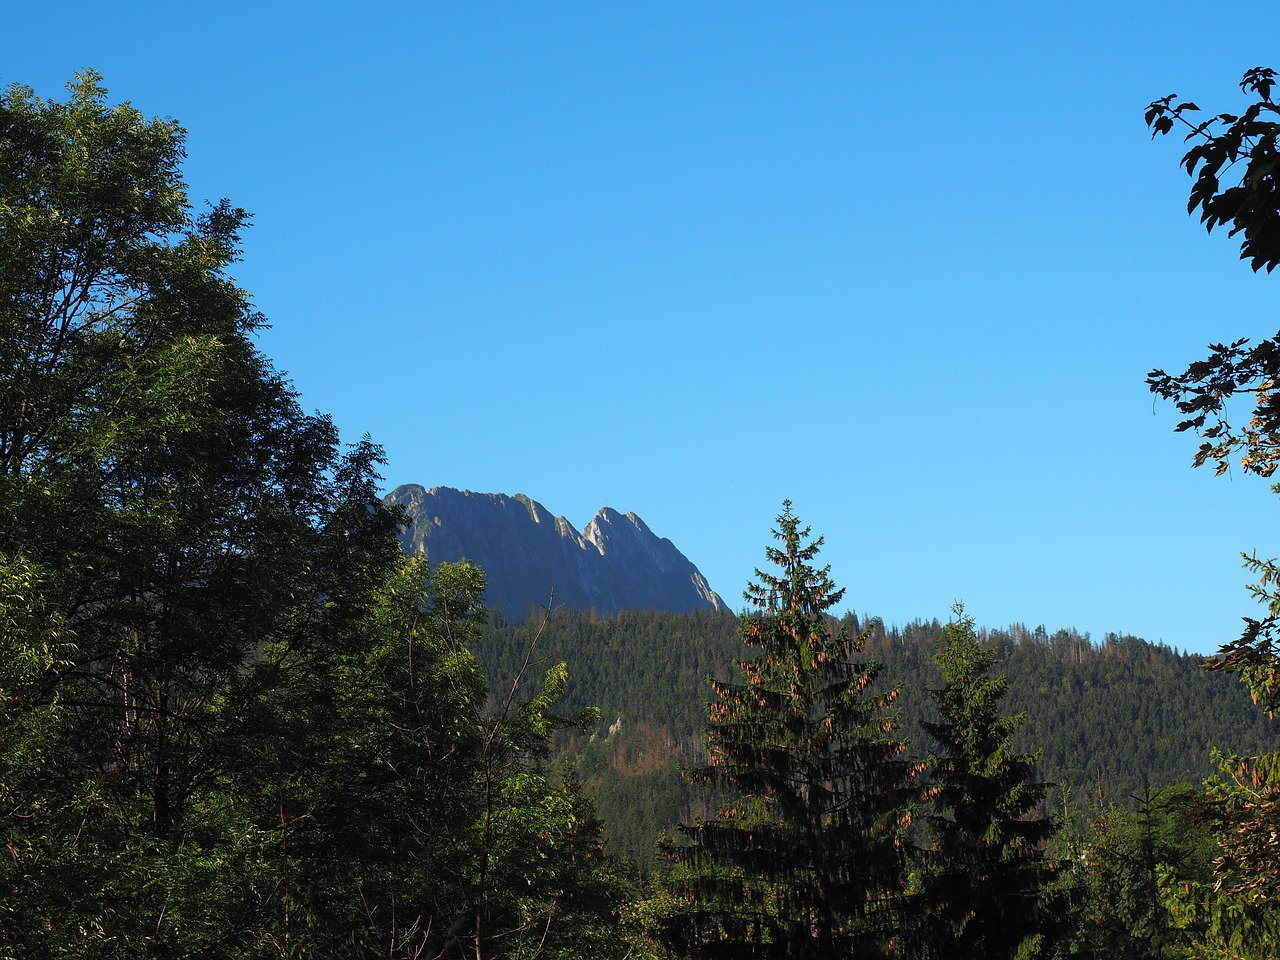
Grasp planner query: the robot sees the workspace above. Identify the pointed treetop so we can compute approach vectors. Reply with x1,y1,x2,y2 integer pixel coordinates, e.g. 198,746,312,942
744,500,846,618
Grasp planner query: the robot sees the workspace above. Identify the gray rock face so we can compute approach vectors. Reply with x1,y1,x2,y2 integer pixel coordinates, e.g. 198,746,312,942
385,485,727,618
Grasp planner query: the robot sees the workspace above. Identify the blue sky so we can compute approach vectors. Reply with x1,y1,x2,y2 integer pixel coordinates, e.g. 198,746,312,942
7,2,1280,653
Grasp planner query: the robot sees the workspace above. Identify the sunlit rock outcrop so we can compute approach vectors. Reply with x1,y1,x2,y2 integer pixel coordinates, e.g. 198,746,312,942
385,484,727,618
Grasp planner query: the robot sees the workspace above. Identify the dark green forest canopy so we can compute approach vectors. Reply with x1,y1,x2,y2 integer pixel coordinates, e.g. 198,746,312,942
474,608,1279,867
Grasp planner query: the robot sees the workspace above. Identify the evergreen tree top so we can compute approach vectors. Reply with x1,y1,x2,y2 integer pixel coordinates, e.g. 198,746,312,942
744,500,846,625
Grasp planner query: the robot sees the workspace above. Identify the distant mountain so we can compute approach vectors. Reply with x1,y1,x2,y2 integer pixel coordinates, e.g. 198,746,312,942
385,485,728,617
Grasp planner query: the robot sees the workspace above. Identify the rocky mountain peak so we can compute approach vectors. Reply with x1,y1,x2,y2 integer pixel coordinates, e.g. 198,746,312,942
385,484,726,618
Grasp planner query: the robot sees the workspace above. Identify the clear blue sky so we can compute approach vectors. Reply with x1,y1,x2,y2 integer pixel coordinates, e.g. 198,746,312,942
7,2,1279,653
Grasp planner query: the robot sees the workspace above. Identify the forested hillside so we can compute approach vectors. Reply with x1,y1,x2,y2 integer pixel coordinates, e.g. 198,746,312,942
13,63,1280,960
475,608,1280,870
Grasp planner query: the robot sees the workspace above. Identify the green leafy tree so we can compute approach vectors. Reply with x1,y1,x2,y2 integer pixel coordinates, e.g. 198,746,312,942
210,553,486,957
0,71,625,959
918,604,1056,960
1145,68,1280,684
661,502,921,959
1158,860,1280,960
1040,784,1222,960
443,609,622,960
1146,65,1280,953
226,557,627,960
0,69,366,954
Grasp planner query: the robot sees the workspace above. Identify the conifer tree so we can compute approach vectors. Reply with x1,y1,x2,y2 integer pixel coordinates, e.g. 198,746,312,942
662,502,921,959
919,604,1055,960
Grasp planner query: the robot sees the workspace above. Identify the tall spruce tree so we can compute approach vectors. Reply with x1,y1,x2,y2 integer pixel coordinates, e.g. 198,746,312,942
919,605,1054,960
662,502,921,960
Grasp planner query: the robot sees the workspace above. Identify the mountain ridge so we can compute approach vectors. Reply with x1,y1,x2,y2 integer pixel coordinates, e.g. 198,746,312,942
385,484,727,617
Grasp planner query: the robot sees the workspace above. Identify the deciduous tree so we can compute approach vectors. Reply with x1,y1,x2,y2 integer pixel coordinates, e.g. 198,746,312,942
1145,70,1280,693
1146,64,1280,947
0,71,623,959
0,69,366,953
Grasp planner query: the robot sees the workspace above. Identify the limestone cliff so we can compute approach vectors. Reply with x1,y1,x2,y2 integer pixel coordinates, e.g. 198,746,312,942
385,485,727,617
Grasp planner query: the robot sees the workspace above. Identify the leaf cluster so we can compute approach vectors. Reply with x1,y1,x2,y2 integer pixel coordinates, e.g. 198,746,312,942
1146,68,1280,479
1145,64,1280,956
1146,67,1280,272
0,72,633,960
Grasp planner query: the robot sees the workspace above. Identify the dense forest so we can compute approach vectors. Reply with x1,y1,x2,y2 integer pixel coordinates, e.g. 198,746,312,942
474,607,1280,872
6,69,1280,958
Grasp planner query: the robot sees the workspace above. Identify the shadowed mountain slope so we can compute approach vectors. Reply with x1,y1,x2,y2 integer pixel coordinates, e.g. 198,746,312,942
385,484,727,617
